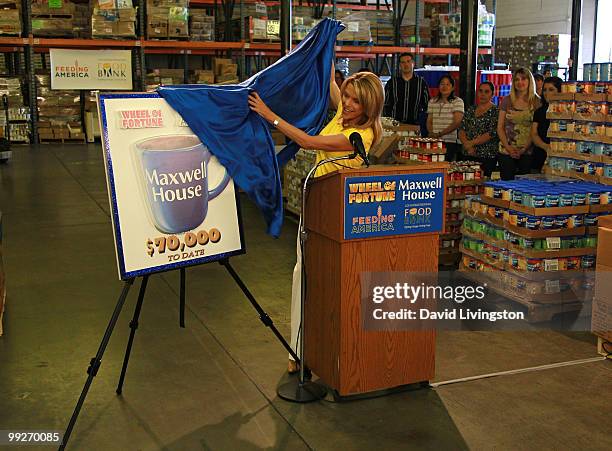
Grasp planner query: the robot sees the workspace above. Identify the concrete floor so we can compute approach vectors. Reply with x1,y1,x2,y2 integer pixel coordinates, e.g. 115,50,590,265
0,144,610,451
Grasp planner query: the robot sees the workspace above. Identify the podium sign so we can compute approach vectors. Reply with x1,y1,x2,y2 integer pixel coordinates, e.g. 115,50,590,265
343,172,444,240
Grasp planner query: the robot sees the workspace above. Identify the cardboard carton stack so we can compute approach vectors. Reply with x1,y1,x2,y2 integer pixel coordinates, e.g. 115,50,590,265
495,35,560,70
0,76,30,143
91,0,137,38
190,70,214,84
32,0,76,37
0,0,22,36
35,73,84,142
213,58,238,85
145,68,184,90
189,8,214,41
74,3,91,38
593,215,612,353
217,4,268,42
333,9,372,43
147,0,189,39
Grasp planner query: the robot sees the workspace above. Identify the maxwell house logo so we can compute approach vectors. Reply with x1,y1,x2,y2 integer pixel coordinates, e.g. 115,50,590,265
54,60,89,78
405,206,432,226
348,180,396,204
351,205,396,234
98,62,128,79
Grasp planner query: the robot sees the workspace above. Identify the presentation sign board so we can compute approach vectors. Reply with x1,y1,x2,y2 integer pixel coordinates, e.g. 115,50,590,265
98,92,244,280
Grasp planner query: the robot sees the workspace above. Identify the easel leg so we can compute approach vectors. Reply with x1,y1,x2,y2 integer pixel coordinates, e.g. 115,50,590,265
60,279,135,451
116,276,149,395
219,259,300,364
179,268,186,328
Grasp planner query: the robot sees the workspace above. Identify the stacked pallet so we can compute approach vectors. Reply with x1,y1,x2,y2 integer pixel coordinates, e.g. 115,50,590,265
0,0,22,36
0,77,30,143
147,0,189,40
91,0,137,39
545,83,612,185
190,9,214,41
36,73,85,143
32,0,76,37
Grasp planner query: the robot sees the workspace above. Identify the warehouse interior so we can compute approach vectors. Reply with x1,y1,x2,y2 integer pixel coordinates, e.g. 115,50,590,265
1,0,611,450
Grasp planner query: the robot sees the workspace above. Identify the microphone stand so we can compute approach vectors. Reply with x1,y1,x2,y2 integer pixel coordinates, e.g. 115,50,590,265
277,152,360,403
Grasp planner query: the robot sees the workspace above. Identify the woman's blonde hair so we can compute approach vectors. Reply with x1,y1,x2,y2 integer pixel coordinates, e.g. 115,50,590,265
510,67,540,110
340,72,384,145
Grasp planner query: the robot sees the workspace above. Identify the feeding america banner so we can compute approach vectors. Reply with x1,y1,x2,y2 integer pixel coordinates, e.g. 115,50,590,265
50,49,132,90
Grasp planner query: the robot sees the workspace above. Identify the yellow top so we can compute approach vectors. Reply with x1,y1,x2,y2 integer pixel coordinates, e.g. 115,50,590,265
314,102,374,177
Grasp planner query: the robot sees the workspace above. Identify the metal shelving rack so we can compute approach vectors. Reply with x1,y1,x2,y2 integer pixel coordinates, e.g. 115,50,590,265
0,0,496,143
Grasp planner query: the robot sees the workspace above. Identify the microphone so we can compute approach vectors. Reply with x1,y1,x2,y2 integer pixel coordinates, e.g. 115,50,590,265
349,132,370,167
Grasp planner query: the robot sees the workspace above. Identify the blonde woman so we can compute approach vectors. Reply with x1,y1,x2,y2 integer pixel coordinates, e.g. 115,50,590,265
497,67,541,180
249,65,384,373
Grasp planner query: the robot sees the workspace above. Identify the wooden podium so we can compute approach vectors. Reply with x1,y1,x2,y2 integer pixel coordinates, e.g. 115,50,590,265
303,163,447,396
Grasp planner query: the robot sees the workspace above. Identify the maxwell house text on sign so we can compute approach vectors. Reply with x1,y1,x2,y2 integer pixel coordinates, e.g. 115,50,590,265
344,172,444,240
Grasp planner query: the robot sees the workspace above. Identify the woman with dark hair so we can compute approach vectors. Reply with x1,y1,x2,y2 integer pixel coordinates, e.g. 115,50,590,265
458,81,499,176
334,69,345,88
534,73,544,97
497,67,541,180
427,75,464,161
531,76,563,172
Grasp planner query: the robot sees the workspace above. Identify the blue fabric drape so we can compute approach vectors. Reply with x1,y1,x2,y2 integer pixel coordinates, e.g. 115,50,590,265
158,18,344,237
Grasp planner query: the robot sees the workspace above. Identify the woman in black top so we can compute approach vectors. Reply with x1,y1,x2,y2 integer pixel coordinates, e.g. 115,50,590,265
458,81,499,176
531,76,562,172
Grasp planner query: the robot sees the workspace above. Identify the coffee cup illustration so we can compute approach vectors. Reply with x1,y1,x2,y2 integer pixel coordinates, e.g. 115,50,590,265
133,134,230,234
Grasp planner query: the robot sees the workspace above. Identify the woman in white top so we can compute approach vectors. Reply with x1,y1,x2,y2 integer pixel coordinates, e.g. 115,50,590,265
426,75,465,161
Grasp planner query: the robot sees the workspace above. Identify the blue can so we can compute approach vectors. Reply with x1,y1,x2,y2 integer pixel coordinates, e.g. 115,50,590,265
587,190,601,205
554,215,569,228
540,216,556,229
581,255,596,269
584,214,598,226
517,212,528,228
569,214,583,228
526,215,542,230
573,190,587,205
545,193,560,207
512,189,523,204
532,192,546,208
559,190,574,207
493,185,503,199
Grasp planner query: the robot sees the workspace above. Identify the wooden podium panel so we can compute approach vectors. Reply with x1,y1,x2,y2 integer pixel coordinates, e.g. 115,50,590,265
303,164,446,396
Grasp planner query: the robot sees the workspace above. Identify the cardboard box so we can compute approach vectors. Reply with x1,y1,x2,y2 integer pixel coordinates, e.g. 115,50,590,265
593,218,612,342
369,135,399,164
213,58,233,75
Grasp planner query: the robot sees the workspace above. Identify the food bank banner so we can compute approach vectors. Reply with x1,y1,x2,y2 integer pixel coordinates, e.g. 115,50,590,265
344,172,445,240
50,49,132,90
98,92,244,280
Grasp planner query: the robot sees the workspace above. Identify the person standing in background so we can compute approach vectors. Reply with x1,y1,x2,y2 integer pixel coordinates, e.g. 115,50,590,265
497,68,541,180
334,69,345,89
531,76,563,172
534,73,544,97
427,75,464,161
383,53,430,126
458,81,499,176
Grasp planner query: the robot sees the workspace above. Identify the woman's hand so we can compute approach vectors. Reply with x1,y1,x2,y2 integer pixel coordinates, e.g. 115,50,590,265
248,92,276,123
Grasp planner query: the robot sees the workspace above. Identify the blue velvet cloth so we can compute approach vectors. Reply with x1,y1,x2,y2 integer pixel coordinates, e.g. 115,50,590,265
158,18,344,237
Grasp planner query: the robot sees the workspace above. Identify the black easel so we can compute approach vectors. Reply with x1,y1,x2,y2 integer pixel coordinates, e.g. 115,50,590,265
59,259,298,450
